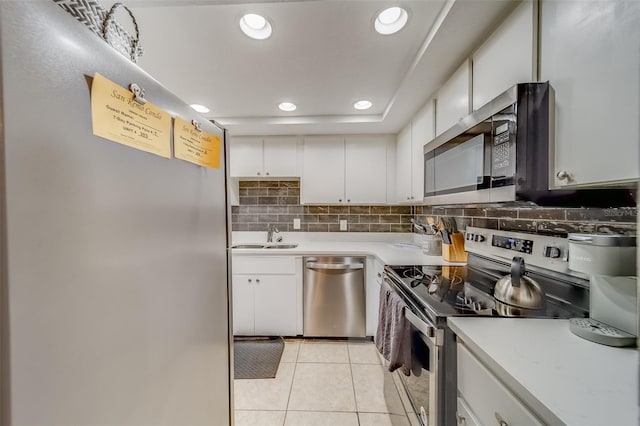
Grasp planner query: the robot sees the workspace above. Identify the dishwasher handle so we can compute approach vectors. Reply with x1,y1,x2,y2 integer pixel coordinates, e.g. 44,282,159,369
306,261,364,270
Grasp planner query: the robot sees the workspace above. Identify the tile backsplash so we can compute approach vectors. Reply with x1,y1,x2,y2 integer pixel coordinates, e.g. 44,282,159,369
232,180,412,232
413,205,637,236
232,180,637,236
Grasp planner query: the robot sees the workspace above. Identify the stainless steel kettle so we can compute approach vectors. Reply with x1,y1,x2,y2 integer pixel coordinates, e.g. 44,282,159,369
494,257,545,309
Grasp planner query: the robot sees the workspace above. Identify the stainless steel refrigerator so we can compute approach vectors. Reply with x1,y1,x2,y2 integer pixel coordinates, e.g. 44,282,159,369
0,2,232,424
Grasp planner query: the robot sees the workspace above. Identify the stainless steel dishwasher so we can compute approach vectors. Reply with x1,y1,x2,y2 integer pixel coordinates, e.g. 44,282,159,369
303,256,366,337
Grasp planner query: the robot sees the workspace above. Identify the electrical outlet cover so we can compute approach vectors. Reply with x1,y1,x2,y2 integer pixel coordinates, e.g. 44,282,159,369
293,218,301,229
340,219,347,231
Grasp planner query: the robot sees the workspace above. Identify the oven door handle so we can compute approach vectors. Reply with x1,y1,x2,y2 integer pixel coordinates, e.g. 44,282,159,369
404,308,436,339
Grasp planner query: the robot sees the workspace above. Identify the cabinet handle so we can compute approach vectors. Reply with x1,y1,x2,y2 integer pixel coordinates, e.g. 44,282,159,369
377,272,382,277
257,172,261,176
256,278,260,283
347,199,351,203
407,196,410,200
248,278,252,283
266,172,270,176
456,412,466,425
411,196,415,200
556,170,572,182
339,199,343,202
494,412,508,426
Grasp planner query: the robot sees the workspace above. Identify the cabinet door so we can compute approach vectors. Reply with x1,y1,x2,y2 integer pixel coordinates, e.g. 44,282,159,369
229,136,263,178
253,275,297,336
263,136,298,177
472,1,534,111
541,0,640,187
345,136,388,204
301,136,345,204
232,275,255,335
411,101,434,201
436,61,471,136
457,343,543,425
365,257,385,336
395,124,412,203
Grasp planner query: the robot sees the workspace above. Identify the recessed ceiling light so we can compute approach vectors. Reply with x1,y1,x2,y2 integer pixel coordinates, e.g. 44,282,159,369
190,104,210,113
353,100,372,110
240,13,272,40
375,7,408,35
278,102,297,112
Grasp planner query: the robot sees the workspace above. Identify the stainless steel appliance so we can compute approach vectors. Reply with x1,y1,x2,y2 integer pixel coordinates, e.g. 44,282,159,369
422,82,634,206
567,234,637,346
0,2,231,425
383,227,591,426
304,256,366,337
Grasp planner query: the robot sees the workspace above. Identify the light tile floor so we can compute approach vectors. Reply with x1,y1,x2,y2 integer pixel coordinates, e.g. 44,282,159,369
234,339,418,426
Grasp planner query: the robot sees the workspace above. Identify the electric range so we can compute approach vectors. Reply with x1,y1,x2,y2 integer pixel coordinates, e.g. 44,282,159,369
381,227,590,426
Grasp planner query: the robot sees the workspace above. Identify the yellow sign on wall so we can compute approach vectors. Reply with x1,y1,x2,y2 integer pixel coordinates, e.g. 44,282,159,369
90,73,172,159
173,117,221,168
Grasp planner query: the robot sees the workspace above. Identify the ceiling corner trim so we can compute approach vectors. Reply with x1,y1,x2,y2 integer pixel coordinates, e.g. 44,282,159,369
381,0,457,120
215,114,383,126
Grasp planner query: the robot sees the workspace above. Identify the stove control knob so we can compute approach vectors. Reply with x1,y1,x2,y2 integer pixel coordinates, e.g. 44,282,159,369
543,246,562,258
474,234,486,242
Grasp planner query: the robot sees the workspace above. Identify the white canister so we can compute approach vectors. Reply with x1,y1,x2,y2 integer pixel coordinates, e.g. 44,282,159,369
567,234,636,276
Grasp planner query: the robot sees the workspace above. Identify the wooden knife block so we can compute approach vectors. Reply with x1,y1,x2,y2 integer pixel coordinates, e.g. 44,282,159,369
442,232,468,262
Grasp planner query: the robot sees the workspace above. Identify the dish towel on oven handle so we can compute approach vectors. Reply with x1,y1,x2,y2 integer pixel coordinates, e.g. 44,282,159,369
375,280,412,376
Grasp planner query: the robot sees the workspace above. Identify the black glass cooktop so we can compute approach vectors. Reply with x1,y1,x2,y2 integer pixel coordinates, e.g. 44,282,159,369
385,263,588,322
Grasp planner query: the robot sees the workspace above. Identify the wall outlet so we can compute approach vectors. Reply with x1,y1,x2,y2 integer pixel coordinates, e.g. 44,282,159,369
339,219,347,231
293,218,301,230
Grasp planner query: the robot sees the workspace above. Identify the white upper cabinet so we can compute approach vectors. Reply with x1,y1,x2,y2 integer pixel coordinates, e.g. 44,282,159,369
436,60,471,136
541,0,640,187
229,136,298,178
395,124,412,203
396,100,434,203
229,136,263,177
302,135,392,204
301,136,346,204
472,0,535,110
262,136,298,177
345,136,388,204
411,100,434,200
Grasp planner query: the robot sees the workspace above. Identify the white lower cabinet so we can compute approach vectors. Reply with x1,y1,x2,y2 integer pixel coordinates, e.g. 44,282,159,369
456,396,480,426
365,257,385,336
457,342,543,426
232,256,301,336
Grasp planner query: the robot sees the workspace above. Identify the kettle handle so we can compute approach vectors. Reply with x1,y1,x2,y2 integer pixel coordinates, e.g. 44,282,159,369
510,257,525,288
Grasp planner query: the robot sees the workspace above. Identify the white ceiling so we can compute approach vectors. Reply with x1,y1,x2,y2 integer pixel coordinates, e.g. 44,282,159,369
127,0,517,136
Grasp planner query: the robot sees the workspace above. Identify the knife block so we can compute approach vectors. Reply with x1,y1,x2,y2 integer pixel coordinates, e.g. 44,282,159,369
442,232,468,262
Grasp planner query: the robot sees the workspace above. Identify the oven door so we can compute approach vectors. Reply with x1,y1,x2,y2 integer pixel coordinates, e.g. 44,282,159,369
398,308,442,426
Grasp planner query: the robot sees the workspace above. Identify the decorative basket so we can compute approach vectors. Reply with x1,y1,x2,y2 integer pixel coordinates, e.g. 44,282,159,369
52,0,144,63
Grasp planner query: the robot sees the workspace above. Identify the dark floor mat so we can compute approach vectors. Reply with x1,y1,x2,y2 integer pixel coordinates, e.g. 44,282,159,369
233,337,285,379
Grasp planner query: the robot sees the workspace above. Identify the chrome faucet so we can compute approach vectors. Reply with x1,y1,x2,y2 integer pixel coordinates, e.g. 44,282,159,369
267,223,280,243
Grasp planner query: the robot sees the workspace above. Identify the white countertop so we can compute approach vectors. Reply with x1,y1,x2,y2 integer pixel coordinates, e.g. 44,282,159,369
448,317,639,426
230,232,463,266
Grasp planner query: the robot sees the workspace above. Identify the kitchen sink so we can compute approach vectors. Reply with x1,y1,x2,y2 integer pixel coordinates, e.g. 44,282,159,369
264,244,299,249
230,243,299,249
230,244,266,249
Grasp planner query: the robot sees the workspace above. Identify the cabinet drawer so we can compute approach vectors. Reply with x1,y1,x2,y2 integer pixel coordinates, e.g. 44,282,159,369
456,397,480,426
457,343,543,426
232,256,296,274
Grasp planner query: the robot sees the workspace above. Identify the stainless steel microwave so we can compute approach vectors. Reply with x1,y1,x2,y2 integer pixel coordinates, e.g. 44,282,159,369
422,82,634,206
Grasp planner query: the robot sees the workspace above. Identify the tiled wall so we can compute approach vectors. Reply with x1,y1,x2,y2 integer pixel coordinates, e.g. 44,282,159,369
231,180,412,232
413,205,637,236
232,180,637,236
